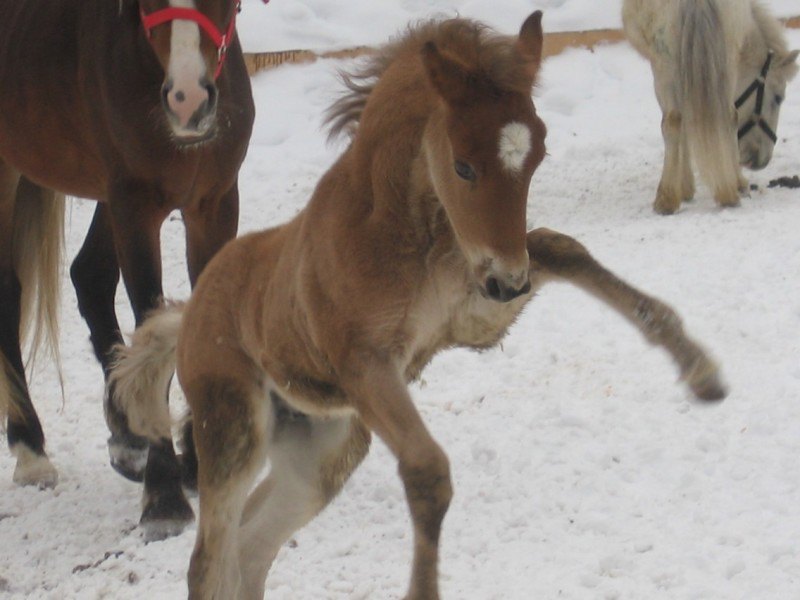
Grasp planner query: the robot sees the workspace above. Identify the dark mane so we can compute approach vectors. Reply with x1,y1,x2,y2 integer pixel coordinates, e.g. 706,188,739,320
324,17,532,141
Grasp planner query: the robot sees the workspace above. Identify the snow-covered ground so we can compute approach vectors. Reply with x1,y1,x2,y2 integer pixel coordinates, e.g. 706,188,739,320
2,2,800,599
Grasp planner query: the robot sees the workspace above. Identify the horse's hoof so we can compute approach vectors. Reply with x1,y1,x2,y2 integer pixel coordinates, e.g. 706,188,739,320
108,436,149,482
141,490,195,542
11,446,58,489
141,514,194,543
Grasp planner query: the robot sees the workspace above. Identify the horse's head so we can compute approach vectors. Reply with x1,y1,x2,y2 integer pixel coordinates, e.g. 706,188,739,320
421,12,546,302
138,0,241,143
735,48,799,170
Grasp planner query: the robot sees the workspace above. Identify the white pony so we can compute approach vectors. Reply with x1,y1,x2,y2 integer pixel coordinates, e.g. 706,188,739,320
623,0,798,214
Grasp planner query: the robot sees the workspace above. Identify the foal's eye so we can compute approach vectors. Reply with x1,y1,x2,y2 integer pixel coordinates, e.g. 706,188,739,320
775,95,784,105
454,160,477,182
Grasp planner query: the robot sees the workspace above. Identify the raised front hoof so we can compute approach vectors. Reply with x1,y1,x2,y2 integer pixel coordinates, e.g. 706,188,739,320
108,436,149,482
686,359,728,402
12,446,58,489
140,493,194,542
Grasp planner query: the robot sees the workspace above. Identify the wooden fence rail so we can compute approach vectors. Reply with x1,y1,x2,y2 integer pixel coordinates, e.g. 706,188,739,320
243,16,800,75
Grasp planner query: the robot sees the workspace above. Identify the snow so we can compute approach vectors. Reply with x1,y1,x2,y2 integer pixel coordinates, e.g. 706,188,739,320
237,0,800,52
2,2,800,599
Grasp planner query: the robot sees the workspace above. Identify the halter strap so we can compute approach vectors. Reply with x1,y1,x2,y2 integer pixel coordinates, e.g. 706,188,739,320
140,0,268,80
734,51,777,143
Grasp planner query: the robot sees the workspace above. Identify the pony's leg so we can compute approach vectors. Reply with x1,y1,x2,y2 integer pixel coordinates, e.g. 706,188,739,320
70,202,148,480
527,228,727,401
0,165,57,487
107,183,191,535
346,364,452,600
237,405,371,600
187,374,272,600
678,126,695,202
654,110,684,215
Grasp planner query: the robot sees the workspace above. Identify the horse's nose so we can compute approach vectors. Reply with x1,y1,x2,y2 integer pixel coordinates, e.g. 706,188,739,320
484,275,531,303
161,77,217,133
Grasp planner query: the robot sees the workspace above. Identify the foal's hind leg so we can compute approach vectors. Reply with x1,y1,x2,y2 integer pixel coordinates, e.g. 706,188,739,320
70,202,148,480
187,375,272,600
237,401,370,600
528,228,727,401
0,167,56,487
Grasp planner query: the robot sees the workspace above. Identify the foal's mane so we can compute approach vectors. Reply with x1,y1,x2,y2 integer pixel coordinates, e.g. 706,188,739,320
325,17,533,141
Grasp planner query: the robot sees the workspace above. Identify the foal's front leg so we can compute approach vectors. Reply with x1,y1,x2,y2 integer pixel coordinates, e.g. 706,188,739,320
348,362,453,600
527,228,727,401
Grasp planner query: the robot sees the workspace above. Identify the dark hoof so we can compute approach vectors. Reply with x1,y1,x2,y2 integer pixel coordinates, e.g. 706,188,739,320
141,491,194,542
108,436,149,482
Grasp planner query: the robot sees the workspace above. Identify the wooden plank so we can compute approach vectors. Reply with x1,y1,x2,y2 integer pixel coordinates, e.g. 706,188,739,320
243,16,800,76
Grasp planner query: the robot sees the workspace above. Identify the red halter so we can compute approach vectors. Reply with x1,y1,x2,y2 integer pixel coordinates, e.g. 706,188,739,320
140,0,267,79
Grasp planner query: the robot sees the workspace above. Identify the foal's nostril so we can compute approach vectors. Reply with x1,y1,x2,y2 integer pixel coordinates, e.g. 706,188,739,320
485,276,502,301
484,276,530,303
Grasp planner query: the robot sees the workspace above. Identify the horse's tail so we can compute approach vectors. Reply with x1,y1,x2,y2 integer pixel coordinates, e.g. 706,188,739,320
678,0,739,192
109,302,185,442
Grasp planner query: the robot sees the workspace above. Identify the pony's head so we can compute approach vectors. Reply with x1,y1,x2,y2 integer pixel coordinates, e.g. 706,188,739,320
735,47,799,170
421,12,546,302
138,0,241,143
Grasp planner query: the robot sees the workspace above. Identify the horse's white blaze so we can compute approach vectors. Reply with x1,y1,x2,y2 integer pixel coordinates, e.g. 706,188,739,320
498,122,532,172
166,0,209,130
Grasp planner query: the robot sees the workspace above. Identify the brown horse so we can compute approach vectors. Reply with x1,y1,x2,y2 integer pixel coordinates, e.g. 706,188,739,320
0,0,255,518
111,11,726,598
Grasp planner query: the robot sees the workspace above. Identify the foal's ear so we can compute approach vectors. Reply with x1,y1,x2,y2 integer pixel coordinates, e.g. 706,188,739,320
422,41,472,105
517,11,544,79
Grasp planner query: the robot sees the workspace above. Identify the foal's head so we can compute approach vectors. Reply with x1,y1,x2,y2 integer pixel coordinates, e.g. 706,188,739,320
735,46,799,170
421,12,546,302
138,0,241,142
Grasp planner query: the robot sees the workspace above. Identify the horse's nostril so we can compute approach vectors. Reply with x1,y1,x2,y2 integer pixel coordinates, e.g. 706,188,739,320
204,81,218,111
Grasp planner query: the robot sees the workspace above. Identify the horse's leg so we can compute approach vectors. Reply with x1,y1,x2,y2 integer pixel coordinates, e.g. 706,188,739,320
70,202,148,480
107,183,191,535
237,404,371,600
678,123,696,202
0,165,57,487
654,109,684,214
346,364,452,600
187,373,272,600
177,186,239,489
527,228,727,401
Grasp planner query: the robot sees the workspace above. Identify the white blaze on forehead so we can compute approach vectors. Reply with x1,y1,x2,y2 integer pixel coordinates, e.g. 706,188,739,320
168,0,206,81
498,122,532,173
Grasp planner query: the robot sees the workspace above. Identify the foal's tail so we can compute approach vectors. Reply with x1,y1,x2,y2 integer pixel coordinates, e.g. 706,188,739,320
109,303,185,441
0,178,66,427
678,0,739,192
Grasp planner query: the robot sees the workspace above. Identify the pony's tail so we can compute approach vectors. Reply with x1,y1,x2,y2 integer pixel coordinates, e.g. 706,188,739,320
678,0,739,194
109,303,185,442
13,178,66,391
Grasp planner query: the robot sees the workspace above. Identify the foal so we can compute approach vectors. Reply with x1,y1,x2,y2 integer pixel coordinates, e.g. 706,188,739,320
623,0,798,213
112,12,726,599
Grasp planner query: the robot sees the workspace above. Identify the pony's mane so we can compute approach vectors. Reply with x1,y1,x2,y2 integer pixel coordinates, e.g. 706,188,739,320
325,17,531,141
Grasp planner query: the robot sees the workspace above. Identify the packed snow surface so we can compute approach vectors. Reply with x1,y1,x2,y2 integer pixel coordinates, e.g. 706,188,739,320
1,2,799,599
